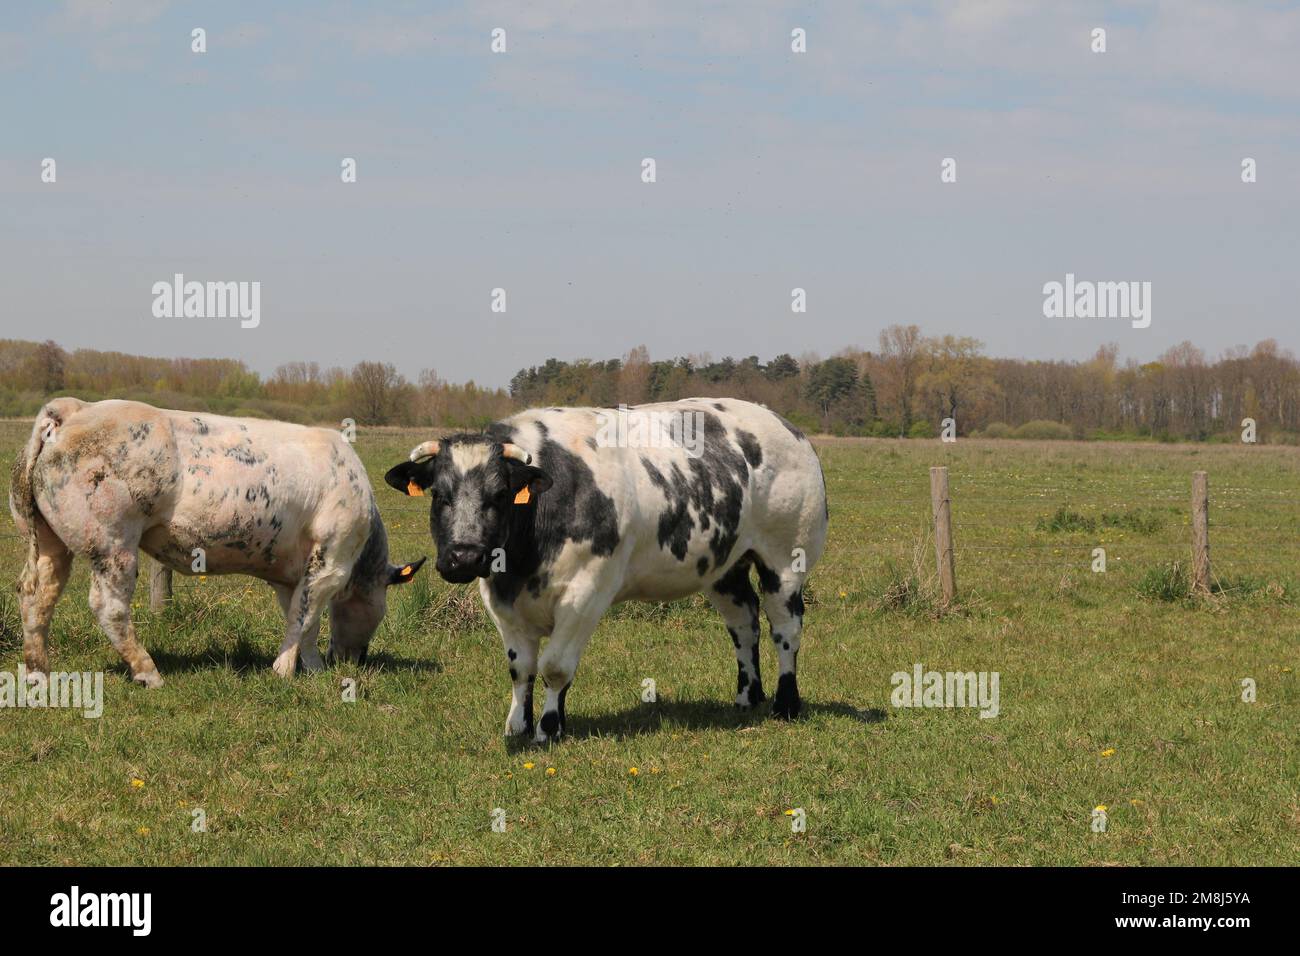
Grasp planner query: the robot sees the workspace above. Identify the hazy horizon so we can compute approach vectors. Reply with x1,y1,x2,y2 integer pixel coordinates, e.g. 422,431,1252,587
4,1,1297,389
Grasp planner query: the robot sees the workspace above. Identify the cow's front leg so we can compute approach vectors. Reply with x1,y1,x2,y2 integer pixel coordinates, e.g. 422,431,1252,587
535,599,608,745
500,624,541,738
298,618,326,672
274,549,347,678
480,583,542,738
505,645,537,739
273,583,325,674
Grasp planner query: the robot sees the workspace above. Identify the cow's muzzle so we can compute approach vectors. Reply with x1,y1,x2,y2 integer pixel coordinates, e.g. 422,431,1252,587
439,543,489,583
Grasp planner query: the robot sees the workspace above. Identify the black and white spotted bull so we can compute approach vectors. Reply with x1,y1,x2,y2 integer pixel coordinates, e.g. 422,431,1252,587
9,398,425,687
384,398,828,743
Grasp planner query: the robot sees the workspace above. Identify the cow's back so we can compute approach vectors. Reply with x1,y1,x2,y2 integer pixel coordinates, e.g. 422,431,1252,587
154,409,373,582
29,400,373,585
496,398,827,603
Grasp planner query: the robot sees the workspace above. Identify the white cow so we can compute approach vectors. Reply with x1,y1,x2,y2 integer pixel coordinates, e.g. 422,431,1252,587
385,398,827,743
9,397,425,686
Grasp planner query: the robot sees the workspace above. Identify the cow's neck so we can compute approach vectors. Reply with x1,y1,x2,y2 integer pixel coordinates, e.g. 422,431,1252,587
489,500,544,601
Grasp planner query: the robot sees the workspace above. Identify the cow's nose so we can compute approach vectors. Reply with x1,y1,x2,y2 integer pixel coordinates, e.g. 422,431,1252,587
449,544,484,567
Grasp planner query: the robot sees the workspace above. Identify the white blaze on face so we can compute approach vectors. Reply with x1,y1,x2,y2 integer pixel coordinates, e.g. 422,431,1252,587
447,443,494,544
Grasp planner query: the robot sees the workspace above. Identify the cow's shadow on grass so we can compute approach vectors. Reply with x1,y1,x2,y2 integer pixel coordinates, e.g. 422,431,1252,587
146,636,441,678
516,698,885,746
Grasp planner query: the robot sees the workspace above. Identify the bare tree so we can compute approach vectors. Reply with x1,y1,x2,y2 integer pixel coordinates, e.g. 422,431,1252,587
877,324,923,434
617,345,651,405
351,361,403,425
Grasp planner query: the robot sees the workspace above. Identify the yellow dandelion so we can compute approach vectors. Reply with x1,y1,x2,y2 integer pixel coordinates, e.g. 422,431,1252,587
1100,748,1116,758
839,591,847,599
628,767,639,776
546,767,556,776
1095,804,1108,812
523,762,535,770
1129,799,1143,806
137,826,151,835
783,808,796,816
130,778,145,789
989,795,1000,805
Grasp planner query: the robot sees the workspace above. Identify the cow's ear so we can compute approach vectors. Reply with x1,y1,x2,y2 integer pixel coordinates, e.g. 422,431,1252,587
385,461,433,496
387,556,427,586
505,461,552,502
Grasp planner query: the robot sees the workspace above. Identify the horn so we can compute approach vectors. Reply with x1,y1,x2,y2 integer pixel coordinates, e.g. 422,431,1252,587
409,440,441,462
500,443,532,465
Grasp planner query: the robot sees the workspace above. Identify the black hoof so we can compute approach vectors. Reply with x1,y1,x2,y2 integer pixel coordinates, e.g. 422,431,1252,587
537,709,563,743
772,673,801,720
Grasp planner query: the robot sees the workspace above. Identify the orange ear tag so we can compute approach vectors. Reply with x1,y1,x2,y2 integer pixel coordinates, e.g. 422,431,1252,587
407,481,424,497
513,486,531,505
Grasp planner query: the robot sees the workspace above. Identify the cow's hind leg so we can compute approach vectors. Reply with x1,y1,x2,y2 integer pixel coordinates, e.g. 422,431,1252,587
88,550,162,688
759,569,806,720
709,562,765,709
16,519,73,679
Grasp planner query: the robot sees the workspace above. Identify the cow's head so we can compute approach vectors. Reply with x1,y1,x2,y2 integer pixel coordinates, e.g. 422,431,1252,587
383,437,552,584
327,511,427,664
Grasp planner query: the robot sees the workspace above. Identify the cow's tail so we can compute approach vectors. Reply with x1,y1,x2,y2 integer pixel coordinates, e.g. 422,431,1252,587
10,398,83,580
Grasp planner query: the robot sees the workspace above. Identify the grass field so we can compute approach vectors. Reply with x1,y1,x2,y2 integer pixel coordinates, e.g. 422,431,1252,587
1,419,1297,865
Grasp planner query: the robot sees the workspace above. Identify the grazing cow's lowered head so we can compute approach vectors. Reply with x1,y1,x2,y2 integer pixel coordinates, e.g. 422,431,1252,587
326,506,428,664
384,436,552,584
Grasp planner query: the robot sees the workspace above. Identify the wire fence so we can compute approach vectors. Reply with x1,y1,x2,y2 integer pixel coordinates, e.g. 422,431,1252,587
0,462,1292,610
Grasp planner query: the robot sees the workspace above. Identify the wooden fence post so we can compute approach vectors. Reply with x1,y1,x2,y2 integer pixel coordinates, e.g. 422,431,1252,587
149,559,172,611
930,466,957,607
1191,470,1211,594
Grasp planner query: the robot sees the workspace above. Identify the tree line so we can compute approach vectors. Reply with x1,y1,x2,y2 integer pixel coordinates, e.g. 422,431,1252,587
3,329,1299,442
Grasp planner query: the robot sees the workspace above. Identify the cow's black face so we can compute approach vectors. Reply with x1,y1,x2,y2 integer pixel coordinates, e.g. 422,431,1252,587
385,441,551,585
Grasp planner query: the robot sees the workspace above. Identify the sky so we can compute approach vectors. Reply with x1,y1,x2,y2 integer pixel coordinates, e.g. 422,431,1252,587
2,0,1298,388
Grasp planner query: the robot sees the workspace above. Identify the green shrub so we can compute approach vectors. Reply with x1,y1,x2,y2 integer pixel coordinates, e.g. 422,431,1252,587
1037,506,1167,536
982,422,1012,439
1099,509,1164,535
907,420,935,439
1138,562,1190,602
1036,507,1096,534
1011,419,1072,440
